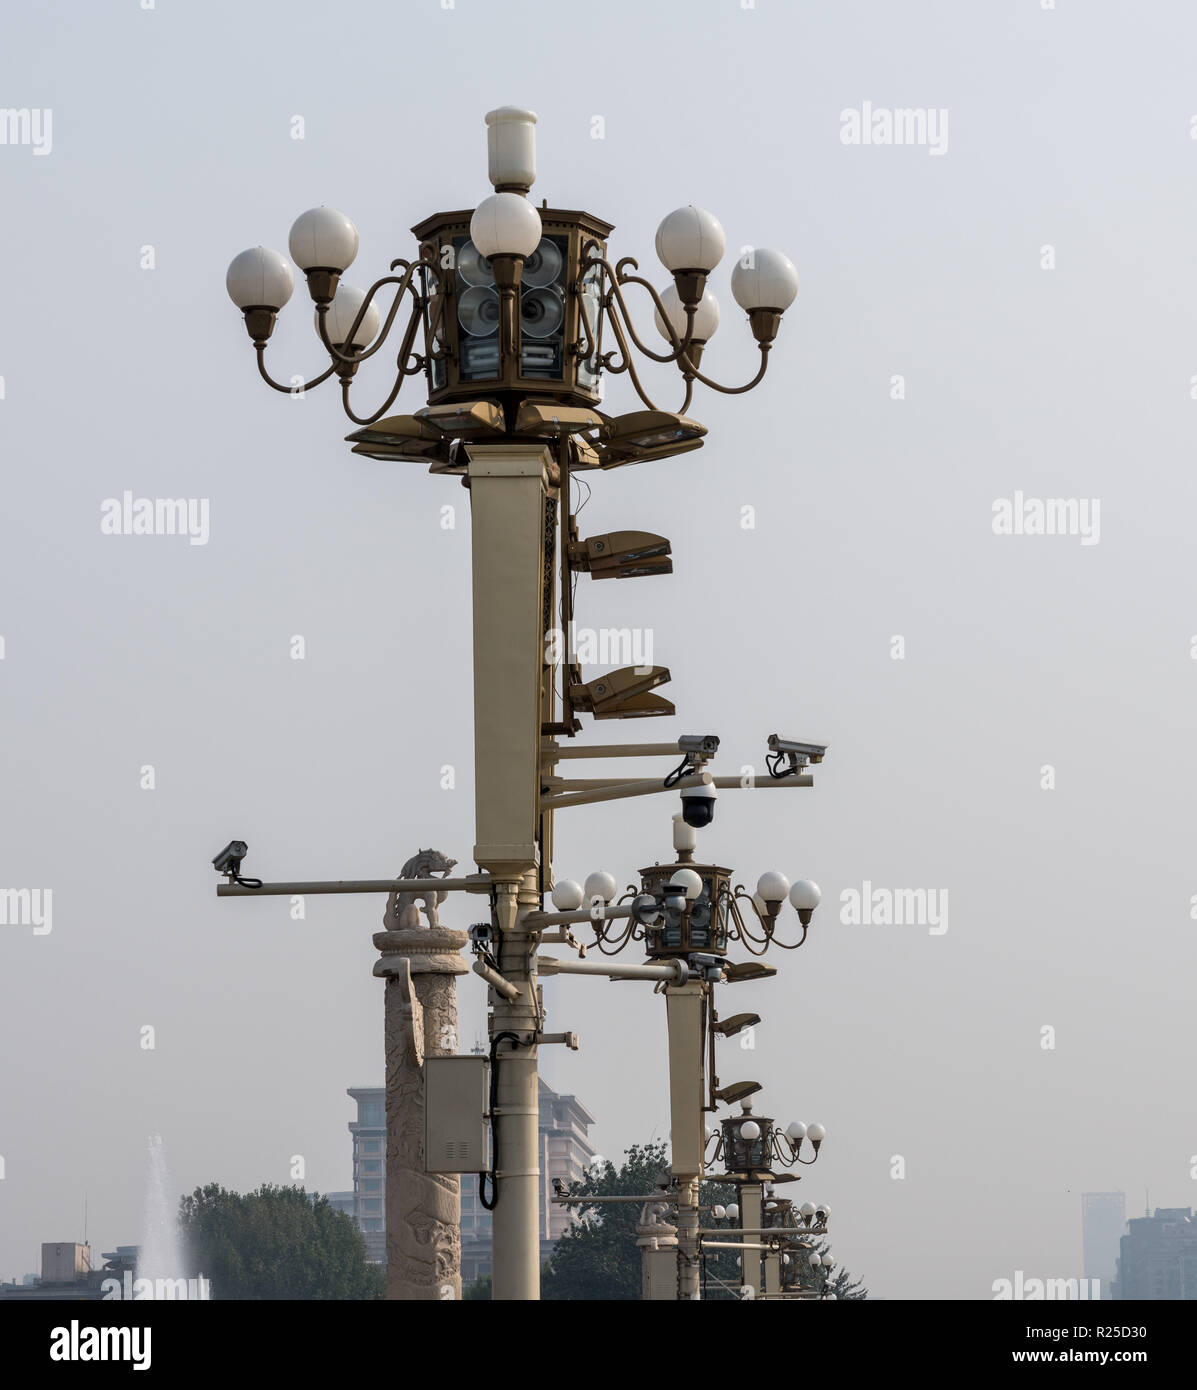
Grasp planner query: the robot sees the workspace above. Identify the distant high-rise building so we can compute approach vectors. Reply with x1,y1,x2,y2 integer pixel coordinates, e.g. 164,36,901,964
1114,1207,1197,1300
346,1086,386,1264
1081,1192,1125,1298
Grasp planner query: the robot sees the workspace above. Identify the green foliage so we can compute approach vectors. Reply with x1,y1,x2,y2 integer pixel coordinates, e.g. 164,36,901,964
698,1176,742,1300
178,1182,385,1300
463,1273,492,1300
539,1142,868,1302
541,1142,671,1301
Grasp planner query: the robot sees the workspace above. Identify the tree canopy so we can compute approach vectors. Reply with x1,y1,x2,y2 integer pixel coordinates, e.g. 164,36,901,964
178,1183,385,1300
526,1143,867,1302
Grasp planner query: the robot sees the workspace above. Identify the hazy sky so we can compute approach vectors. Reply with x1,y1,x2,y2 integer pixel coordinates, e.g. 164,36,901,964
2,0,1195,1300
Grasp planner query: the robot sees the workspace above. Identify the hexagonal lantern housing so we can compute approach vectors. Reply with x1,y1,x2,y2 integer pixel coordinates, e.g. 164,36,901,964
721,1111,776,1175
638,862,733,958
412,207,612,418
762,1197,795,1230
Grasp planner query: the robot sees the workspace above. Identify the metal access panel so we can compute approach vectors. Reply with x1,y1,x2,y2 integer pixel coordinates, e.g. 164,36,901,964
424,1055,490,1173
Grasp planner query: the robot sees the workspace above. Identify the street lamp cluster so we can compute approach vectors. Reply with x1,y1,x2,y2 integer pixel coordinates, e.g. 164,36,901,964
709,1097,826,1174
226,104,799,443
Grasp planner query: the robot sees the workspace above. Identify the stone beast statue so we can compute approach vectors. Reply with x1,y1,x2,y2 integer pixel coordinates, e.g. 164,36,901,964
384,849,458,931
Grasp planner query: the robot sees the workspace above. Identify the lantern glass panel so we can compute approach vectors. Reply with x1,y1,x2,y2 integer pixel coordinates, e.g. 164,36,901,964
421,263,447,392
519,234,568,380
688,881,714,948
576,261,604,394
453,236,500,381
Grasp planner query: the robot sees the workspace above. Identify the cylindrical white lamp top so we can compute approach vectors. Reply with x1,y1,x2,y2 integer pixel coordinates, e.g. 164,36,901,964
486,106,538,192
672,812,698,854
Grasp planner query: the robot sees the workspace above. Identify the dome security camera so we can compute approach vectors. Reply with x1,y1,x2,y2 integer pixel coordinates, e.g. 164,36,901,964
680,781,716,828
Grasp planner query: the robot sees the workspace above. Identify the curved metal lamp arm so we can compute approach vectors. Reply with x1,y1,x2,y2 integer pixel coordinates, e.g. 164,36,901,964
772,1133,821,1167
599,305,662,412
581,892,639,955
582,242,776,402
729,888,775,953
730,886,810,952
314,258,435,367
254,345,338,395
339,298,427,427
764,919,810,952
598,254,699,366
676,342,773,396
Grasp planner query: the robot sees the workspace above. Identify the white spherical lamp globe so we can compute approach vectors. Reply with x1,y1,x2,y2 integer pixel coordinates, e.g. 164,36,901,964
319,285,380,348
654,284,720,343
226,247,294,310
655,205,725,273
670,867,703,901
807,1122,826,1144
799,1201,816,1219
786,1121,807,1142
789,879,822,912
712,1204,726,1220
288,207,360,273
730,248,799,312
551,879,584,912
470,192,542,259
809,1253,822,1268
739,1119,761,1141
725,1203,739,1222
756,870,790,904
583,871,618,905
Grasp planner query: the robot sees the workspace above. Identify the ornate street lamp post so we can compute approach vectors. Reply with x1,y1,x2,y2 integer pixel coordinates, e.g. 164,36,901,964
222,106,803,1301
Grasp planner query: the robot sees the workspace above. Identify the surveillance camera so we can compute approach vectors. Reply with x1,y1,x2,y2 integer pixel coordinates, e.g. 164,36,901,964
212,840,249,877
767,734,828,763
680,782,716,828
678,734,720,756
468,922,493,948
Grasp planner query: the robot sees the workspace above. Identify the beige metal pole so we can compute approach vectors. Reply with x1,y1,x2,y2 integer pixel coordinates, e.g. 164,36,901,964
665,979,707,1300
488,875,543,1300
763,1227,781,1298
739,1183,763,1298
466,443,556,1302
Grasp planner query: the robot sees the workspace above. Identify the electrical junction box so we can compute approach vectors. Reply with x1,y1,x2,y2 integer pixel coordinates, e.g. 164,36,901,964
424,1055,490,1173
